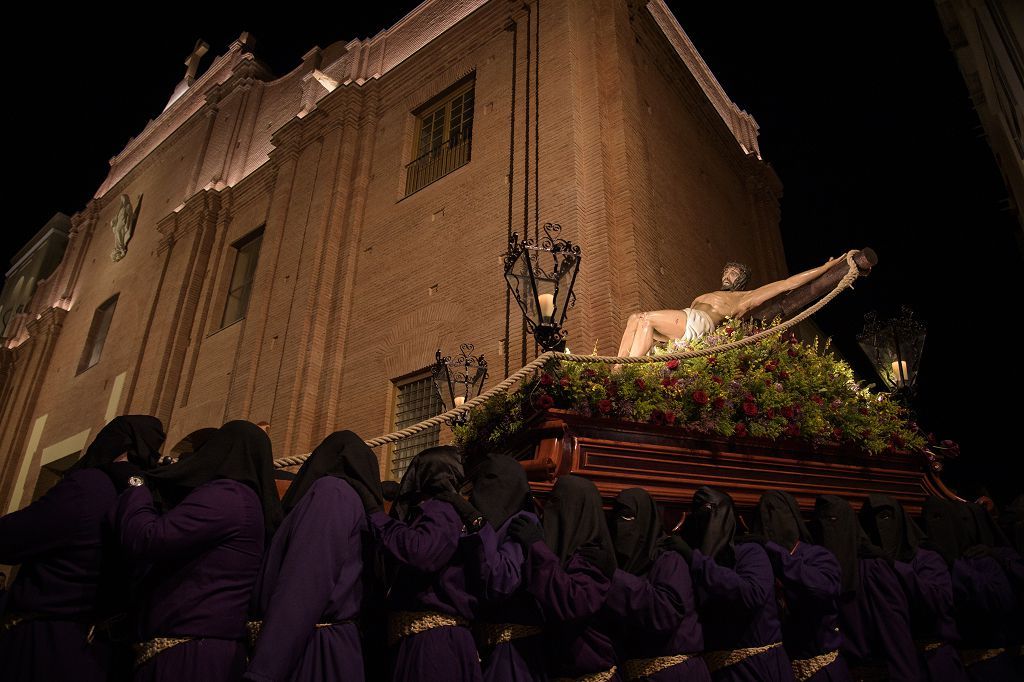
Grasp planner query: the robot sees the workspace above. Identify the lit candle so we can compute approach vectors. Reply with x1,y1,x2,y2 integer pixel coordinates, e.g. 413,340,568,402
891,361,908,386
454,396,466,407
538,293,554,321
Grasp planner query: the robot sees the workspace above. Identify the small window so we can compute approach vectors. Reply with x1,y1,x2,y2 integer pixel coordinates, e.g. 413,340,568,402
405,79,475,195
221,230,263,328
390,372,443,479
78,294,118,373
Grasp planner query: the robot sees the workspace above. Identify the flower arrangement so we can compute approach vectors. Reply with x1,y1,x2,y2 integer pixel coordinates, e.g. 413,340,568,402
453,319,926,458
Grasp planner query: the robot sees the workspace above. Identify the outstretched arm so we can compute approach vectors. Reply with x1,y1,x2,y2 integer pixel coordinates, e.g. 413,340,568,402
738,254,847,314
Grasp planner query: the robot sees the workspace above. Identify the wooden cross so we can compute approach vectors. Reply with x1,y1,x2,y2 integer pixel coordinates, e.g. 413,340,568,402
184,40,210,84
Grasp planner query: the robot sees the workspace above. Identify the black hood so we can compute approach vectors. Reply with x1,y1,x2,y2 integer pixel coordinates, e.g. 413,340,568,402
468,453,533,529
919,496,962,566
860,494,925,563
147,420,283,540
752,490,812,550
609,487,666,575
72,415,166,471
812,495,865,595
542,475,615,577
682,486,737,567
391,445,463,522
280,430,381,514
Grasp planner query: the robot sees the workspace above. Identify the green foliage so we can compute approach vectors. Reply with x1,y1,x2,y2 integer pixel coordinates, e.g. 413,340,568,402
453,320,926,457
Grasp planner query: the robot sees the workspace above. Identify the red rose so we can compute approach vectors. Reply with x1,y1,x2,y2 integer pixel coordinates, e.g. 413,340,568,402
708,356,718,366
788,333,799,344
830,398,843,410
766,407,776,419
858,407,869,416
540,373,554,386
666,359,680,370
661,377,678,388
784,423,800,437
734,422,748,437
597,399,613,414
692,390,709,406
537,394,554,409
788,348,799,358
927,432,937,445
725,327,735,336
713,397,725,410
811,395,824,405
664,411,676,425
832,427,843,440
742,401,759,417
635,378,647,391
559,376,571,387
764,360,778,372
711,375,723,384
861,429,872,438
779,370,790,380
583,369,597,380
744,393,756,401
649,409,665,426
782,405,795,419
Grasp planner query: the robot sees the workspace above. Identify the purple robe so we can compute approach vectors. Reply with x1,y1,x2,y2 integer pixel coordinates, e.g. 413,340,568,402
951,556,1017,682
764,542,851,682
369,498,481,682
836,557,923,682
990,547,1024,678
245,477,366,682
690,543,793,681
118,478,264,681
522,540,616,679
465,510,546,682
892,548,967,682
605,550,711,682
0,469,116,681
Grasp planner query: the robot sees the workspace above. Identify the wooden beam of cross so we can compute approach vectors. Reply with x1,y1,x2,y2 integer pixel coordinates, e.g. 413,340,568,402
184,40,210,84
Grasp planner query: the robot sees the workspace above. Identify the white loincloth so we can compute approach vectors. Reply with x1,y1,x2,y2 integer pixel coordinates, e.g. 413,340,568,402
668,308,716,350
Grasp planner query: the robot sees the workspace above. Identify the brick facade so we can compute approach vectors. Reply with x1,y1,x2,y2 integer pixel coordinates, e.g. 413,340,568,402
0,0,785,511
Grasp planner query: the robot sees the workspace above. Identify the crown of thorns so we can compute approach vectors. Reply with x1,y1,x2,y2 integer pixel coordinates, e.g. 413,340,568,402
723,262,751,289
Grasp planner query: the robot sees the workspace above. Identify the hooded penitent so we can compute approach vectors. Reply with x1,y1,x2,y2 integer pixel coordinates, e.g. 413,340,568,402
542,475,616,577
147,420,283,539
280,430,382,514
812,495,865,595
752,490,812,550
389,445,463,522
919,497,962,566
71,415,166,471
859,494,926,563
682,486,737,567
609,487,666,575
467,453,533,529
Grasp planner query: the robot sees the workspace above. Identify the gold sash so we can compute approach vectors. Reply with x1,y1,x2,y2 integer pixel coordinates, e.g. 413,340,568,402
133,636,192,668
704,641,782,672
388,610,468,646
958,647,1005,666
622,654,692,680
475,622,544,648
791,650,839,682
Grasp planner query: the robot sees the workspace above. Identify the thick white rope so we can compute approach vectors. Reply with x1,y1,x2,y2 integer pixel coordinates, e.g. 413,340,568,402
273,252,861,468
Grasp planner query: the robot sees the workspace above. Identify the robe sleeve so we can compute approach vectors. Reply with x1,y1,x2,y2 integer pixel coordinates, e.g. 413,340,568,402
690,544,772,611
523,540,610,621
952,556,1015,616
245,481,363,682
860,559,923,682
893,550,953,621
368,499,460,573
117,480,249,560
0,472,98,563
765,541,840,604
466,512,532,601
604,551,690,634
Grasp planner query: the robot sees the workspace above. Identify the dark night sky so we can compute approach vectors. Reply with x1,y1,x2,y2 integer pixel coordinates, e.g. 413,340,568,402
6,3,1022,501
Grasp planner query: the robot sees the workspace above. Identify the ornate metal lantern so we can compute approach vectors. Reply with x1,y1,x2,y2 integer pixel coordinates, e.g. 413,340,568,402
431,344,488,424
857,306,927,401
503,223,582,352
